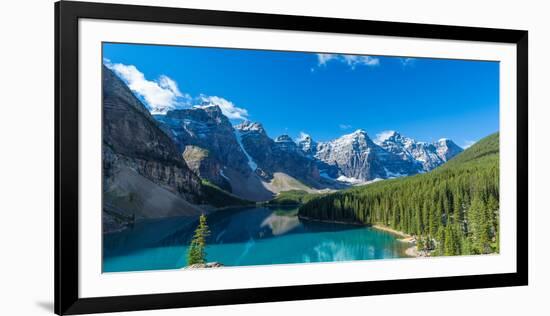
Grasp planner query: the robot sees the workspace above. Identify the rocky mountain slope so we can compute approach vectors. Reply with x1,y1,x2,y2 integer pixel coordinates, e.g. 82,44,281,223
234,121,322,186
155,105,254,190
314,129,422,182
299,130,463,183
155,111,332,201
155,107,273,201
375,131,463,172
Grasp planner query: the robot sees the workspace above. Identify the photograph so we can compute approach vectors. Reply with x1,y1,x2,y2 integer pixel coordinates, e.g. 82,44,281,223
101,42,500,273
3,0,543,315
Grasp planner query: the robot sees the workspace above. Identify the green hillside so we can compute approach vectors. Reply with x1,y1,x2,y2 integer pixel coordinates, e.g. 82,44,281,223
439,132,499,168
267,190,326,206
200,180,255,208
299,133,500,256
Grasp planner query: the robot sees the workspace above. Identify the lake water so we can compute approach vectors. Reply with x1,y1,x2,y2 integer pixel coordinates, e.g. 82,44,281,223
103,206,410,272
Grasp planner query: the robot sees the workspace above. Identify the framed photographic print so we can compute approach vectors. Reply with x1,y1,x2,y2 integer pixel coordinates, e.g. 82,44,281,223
55,1,528,314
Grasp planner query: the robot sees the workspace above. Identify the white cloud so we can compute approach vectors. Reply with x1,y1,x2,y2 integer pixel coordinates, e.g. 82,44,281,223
317,54,337,66
462,140,476,149
399,57,416,67
158,75,183,97
196,95,249,120
339,124,353,130
316,53,380,69
105,61,190,114
342,55,380,68
105,60,250,120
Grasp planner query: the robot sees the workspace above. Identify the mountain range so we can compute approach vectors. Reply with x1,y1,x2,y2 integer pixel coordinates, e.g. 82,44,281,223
102,65,464,227
154,99,463,200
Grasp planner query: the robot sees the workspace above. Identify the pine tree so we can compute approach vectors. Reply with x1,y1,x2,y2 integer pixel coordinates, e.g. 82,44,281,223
436,226,445,256
468,196,491,254
486,194,499,251
444,224,453,256
187,214,211,265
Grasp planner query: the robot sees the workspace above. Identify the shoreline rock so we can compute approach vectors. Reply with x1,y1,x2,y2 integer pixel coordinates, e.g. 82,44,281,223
184,262,224,269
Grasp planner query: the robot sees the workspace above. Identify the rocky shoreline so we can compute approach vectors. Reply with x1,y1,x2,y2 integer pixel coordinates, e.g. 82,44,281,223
371,225,433,258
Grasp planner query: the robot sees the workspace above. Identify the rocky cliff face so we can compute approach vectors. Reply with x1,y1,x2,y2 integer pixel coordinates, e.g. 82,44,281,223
375,131,463,172
156,108,274,201
157,105,251,175
155,105,254,192
296,133,318,157
233,121,271,179
313,129,416,181
235,121,321,187
102,65,204,222
181,145,227,189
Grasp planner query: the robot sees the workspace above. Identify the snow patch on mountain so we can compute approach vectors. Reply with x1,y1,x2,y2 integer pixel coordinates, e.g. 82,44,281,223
234,129,258,171
219,169,230,181
336,175,364,184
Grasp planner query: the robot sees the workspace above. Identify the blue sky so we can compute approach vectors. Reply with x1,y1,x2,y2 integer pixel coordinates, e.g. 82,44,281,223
103,42,499,148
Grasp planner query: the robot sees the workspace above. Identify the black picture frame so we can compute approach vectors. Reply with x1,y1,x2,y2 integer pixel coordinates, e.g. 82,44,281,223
55,1,528,314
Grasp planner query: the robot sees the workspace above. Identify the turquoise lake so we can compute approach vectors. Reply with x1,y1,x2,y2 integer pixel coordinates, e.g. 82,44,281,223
103,206,410,272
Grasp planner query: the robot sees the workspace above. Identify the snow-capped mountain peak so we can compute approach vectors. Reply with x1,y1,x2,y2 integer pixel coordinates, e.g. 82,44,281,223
297,132,311,142
375,131,463,172
435,138,463,162
274,134,301,153
311,129,463,182
375,130,400,144
297,133,318,156
235,120,265,134
275,134,294,143
351,129,367,136
314,130,384,180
